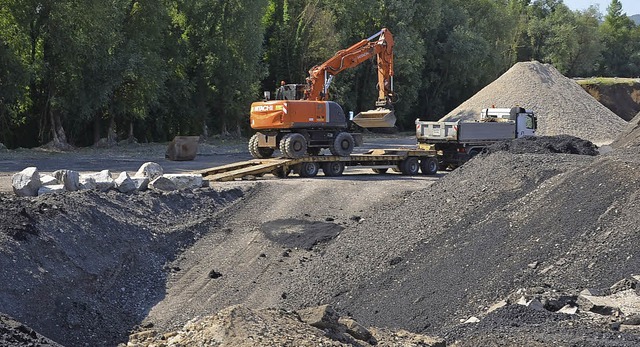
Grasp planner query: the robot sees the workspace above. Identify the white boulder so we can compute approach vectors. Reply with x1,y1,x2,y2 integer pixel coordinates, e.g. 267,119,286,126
135,162,163,180
163,174,203,190
53,169,80,191
114,172,136,193
12,167,42,197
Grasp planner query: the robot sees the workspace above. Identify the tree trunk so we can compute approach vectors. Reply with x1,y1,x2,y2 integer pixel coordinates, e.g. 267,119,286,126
107,115,117,146
93,116,102,145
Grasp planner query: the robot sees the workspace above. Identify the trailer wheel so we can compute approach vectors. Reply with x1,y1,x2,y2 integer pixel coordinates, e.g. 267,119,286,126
297,162,320,177
399,157,420,175
420,157,438,175
280,133,307,158
330,132,355,156
249,134,274,159
372,168,388,174
322,162,345,177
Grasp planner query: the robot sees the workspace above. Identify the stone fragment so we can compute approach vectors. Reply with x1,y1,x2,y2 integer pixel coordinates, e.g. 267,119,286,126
558,305,578,315
163,174,203,190
12,167,41,197
135,162,164,180
578,289,640,316
610,277,638,294
38,184,65,195
149,176,177,192
463,316,480,323
517,296,545,311
53,169,80,191
114,172,136,193
338,317,373,342
40,174,58,186
487,300,508,314
298,305,340,330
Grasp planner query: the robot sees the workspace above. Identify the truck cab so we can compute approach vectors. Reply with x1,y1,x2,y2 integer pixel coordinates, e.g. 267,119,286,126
480,107,537,138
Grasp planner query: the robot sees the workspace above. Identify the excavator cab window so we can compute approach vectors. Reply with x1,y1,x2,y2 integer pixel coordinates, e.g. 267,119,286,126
276,84,305,100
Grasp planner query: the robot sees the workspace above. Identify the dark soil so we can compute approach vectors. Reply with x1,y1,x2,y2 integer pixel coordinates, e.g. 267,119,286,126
0,135,639,346
0,188,245,346
484,135,599,156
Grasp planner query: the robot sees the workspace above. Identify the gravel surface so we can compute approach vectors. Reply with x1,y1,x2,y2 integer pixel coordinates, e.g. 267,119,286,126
0,135,639,346
440,61,627,145
0,313,62,347
612,112,640,148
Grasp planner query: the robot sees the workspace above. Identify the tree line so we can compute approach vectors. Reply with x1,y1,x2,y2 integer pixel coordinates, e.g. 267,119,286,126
0,0,638,149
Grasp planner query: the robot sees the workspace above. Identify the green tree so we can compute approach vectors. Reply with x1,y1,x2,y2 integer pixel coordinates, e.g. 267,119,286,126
599,0,638,76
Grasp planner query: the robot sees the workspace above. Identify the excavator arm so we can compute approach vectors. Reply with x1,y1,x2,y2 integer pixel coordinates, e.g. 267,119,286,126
305,28,395,110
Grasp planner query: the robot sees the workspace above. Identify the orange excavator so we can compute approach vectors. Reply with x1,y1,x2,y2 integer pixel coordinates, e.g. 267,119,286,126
249,28,396,159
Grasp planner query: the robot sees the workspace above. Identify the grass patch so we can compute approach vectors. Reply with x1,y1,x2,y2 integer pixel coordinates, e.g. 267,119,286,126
575,77,640,86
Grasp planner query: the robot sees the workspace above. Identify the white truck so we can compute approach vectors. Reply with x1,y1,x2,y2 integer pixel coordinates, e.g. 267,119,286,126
415,107,537,169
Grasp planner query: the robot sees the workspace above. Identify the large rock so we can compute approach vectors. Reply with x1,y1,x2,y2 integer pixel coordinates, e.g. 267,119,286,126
578,289,640,316
163,174,203,190
149,176,177,192
38,184,65,195
12,167,42,197
53,169,80,191
165,136,199,161
114,172,136,193
297,304,340,330
79,170,114,191
339,317,374,343
135,162,164,180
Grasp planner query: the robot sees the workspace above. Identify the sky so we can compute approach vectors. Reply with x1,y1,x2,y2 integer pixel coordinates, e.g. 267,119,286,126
563,0,640,15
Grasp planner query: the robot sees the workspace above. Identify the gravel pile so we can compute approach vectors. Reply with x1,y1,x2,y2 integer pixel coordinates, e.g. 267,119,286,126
612,111,640,148
440,61,627,145
0,313,62,347
484,134,599,156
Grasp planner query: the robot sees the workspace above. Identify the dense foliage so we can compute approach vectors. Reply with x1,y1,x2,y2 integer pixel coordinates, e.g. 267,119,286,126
0,0,638,148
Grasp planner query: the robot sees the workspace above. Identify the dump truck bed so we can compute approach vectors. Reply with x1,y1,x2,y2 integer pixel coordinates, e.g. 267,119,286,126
416,120,517,143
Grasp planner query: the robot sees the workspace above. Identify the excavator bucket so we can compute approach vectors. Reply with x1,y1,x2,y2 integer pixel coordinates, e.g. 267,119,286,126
351,108,397,128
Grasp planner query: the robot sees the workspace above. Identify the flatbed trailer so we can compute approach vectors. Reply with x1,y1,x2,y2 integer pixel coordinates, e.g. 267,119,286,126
195,148,439,182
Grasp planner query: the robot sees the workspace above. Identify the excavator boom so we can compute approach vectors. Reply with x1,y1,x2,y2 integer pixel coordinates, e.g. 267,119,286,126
305,28,396,128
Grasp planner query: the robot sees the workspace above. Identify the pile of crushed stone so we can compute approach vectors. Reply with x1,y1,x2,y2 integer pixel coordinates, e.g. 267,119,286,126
612,112,640,148
484,134,599,156
440,61,627,145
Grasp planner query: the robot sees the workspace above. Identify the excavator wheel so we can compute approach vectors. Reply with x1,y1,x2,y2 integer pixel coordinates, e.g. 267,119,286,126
248,134,274,159
280,133,307,159
330,132,355,157
420,157,438,175
399,157,420,175
297,162,320,177
321,162,345,177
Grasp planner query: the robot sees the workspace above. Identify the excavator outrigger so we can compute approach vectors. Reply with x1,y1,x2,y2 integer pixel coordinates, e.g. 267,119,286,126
249,28,396,159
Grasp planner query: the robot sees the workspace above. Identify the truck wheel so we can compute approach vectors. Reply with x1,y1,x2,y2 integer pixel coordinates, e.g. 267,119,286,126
372,168,388,174
399,157,420,175
249,134,274,159
322,162,345,177
420,157,438,175
280,133,307,158
297,162,319,177
330,132,354,156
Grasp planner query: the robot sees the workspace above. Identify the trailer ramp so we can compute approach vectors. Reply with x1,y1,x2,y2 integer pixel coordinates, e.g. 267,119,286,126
195,158,297,182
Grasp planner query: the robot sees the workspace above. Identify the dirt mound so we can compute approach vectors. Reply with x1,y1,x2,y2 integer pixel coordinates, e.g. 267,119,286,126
612,112,640,148
0,187,245,346
484,135,599,156
578,78,640,121
0,313,62,347
441,62,627,145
